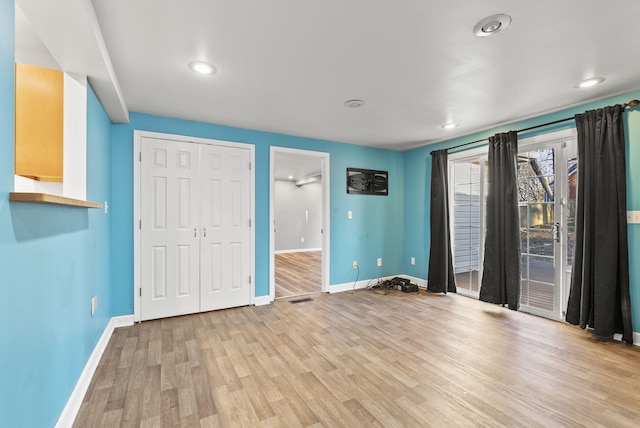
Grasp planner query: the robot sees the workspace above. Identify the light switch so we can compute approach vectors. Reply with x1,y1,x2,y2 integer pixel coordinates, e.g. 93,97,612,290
348,211,352,219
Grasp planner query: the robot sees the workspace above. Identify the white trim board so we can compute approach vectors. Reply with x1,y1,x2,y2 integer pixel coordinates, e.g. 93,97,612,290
329,276,400,293
55,315,134,428
613,332,640,345
274,248,322,254
254,295,271,306
112,315,135,328
329,279,372,293
329,274,427,294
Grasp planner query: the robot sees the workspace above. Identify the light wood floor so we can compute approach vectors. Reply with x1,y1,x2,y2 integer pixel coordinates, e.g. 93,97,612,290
275,251,321,299
74,290,640,427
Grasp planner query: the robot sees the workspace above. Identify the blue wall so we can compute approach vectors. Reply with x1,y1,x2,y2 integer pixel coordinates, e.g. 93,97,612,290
110,113,405,315
2,0,639,423
402,90,640,332
0,0,114,423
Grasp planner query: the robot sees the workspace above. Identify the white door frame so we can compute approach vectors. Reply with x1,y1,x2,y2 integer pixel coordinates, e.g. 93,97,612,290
133,130,256,322
518,128,577,320
269,147,330,301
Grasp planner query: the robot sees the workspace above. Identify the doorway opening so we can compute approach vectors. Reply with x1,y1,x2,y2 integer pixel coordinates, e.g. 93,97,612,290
449,128,577,321
270,147,330,301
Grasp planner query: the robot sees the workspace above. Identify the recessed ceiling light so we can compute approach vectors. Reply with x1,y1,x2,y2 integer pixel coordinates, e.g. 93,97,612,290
188,60,216,75
442,122,459,130
575,77,605,88
344,99,365,108
473,14,512,37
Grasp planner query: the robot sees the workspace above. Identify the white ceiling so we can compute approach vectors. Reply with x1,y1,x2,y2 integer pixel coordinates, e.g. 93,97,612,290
15,0,640,151
274,152,322,181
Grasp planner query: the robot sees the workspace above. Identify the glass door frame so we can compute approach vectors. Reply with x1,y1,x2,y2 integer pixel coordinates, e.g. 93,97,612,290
518,128,576,320
448,146,489,299
447,128,576,321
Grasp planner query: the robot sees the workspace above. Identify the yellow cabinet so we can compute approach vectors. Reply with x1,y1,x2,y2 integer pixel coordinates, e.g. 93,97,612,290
15,62,64,182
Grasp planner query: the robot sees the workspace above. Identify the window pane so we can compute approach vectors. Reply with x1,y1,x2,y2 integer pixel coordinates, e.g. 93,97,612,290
453,162,470,180
454,183,472,202
529,256,554,283
520,230,529,254
527,281,554,311
451,157,487,294
528,228,554,256
527,203,554,228
567,156,577,267
519,205,528,228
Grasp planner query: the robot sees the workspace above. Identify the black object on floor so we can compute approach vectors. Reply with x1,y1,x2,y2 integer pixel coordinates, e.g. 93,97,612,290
289,297,313,304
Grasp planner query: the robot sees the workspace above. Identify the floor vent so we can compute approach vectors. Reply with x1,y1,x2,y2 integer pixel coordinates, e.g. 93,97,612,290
289,297,313,304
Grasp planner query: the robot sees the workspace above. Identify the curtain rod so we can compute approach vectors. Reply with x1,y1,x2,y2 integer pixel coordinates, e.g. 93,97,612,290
443,99,640,153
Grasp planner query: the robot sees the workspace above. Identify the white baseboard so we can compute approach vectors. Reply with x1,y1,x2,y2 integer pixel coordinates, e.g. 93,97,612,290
275,248,322,254
112,314,134,328
613,331,640,346
330,278,384,293
55,314,134,428
254,295,271,306
330,274,428,294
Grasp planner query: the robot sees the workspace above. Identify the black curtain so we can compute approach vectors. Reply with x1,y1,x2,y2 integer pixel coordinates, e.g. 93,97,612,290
480,131,521,310
427,149,456,293
566,105,633,344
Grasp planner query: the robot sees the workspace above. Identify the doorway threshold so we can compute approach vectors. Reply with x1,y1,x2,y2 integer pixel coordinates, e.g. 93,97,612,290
276,290,322,301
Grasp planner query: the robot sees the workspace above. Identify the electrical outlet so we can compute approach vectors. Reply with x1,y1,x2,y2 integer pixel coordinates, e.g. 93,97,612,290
627,211,640,224
300,237,305,243
377,258,382,267
352,261,358,269
348,211,352,219
411,257,416,265
91,295,98,317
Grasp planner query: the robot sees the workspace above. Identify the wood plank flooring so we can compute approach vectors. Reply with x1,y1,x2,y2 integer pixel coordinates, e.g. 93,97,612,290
275,251,321,298
74,290,640,427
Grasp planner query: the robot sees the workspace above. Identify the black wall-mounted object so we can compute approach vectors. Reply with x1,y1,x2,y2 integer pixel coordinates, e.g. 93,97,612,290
346,168,388,195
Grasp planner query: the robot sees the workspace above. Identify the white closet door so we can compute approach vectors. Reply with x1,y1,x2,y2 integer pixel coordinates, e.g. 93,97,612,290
200,144,252,311
140,137,201,320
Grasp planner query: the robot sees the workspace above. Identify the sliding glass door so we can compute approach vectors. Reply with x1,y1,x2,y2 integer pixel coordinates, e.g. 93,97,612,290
450,151,487,298
449,129,576,320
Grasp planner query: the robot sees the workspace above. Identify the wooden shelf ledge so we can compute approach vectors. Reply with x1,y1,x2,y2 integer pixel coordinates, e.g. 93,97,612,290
9,192,103,209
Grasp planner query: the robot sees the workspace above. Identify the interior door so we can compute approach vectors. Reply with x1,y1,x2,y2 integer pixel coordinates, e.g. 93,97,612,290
140,136,252,320
140,137,201,320
518,140,576,319
200,145,252,311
